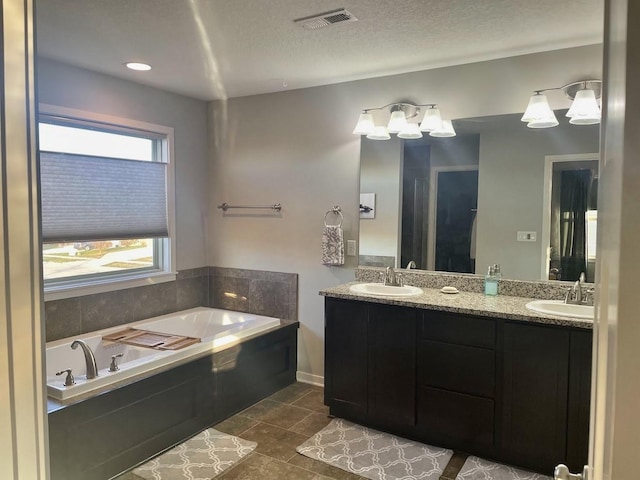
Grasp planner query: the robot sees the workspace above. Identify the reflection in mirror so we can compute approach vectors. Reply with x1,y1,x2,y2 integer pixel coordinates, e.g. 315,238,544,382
359,112,599,281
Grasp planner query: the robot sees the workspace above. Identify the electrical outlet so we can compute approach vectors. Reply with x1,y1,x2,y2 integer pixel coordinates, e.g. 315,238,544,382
517,231,537,242
347,240,357,256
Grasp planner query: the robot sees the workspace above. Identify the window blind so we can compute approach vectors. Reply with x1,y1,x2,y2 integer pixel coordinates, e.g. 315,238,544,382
40,152,168,242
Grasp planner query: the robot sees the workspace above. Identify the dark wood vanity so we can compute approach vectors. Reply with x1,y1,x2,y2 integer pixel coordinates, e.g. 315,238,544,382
324,297,591,475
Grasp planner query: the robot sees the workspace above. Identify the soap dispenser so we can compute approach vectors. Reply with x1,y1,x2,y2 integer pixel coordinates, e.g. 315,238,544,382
484,264,501,296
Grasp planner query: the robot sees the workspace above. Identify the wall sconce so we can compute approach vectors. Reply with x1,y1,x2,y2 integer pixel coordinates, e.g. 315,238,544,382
353,102,456,140
521,80,602,128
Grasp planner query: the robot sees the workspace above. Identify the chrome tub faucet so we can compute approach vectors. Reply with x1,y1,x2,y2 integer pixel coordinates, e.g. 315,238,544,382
71,339,99,379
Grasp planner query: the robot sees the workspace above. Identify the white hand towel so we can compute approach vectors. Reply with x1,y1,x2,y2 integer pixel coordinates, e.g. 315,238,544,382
322,225,345,266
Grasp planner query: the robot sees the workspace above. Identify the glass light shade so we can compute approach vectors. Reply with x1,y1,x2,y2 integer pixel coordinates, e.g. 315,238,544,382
521,93,558,128
429,120,456,137
366,126,391,140
397,123,423,139
352,112,375,135
387,110,407,133
419,107,442,132
566,89,601,125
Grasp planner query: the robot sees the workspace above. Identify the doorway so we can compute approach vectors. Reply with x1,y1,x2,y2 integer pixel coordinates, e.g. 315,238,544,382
428,167,479,273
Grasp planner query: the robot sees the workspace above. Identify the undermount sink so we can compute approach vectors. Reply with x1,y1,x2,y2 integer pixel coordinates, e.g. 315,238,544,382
525,300,594,320
349,283,423,297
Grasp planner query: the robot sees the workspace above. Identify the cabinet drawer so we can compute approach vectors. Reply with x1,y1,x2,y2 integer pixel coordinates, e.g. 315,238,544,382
421,311,495,348
419,341,495,398
418,386,495,453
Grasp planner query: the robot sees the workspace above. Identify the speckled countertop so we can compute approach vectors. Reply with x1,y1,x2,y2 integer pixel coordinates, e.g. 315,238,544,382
320,282,592,330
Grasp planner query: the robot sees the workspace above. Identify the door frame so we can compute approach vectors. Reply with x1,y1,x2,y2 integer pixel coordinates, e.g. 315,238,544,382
427,165,479,271
540,153,599,282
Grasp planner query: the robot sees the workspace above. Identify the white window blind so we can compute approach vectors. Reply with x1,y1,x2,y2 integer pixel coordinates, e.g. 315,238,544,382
40,152,168,242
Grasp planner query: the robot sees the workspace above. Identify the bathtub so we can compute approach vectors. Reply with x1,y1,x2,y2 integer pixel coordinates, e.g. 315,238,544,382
46,307,281,401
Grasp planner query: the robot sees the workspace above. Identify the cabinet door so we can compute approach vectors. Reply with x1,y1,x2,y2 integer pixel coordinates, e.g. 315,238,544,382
502,322,570,473
566,330,592,472
325,298,368,417
368,304,417,426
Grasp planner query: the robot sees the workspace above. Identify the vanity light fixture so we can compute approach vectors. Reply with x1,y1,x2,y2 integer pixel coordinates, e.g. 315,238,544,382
125,62,152,71
522,80,602,128
352,102,455,140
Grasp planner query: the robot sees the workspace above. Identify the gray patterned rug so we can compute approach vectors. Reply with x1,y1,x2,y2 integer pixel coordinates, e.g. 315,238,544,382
133,428,256,480
456,456,552,480
296,418,453,480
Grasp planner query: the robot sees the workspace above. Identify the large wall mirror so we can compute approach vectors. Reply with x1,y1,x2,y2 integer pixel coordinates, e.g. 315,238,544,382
359,112,599,282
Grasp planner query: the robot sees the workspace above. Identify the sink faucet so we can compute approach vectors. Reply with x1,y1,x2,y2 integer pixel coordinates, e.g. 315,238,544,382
565,272,591,305
405,260,416,270
384,267,404,287
71,340,99,379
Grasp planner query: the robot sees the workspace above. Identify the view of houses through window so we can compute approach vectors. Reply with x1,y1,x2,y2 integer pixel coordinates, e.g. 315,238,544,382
39,115,171,286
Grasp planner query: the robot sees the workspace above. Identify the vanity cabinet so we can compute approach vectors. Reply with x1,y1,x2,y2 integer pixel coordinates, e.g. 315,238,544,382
324,297,592,475
417,312,497,455
325,298,416,429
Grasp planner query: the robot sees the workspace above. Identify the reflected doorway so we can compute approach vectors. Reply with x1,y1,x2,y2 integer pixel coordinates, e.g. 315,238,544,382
428,167,479,272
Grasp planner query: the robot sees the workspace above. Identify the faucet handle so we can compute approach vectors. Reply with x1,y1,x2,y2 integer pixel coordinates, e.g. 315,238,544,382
109,353,124,372
395,272,404,287
56,369,75,386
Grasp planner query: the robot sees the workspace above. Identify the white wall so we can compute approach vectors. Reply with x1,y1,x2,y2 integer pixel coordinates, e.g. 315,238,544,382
37,58,209,270
208,45,603,381
476,124,599,280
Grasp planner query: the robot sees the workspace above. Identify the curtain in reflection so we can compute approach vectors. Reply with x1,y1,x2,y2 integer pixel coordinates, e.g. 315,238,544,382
559,169,590,281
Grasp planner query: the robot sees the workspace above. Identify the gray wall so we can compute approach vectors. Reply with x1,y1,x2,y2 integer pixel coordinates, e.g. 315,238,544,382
208,45,602,381
37,58,209,270
359,137,403,261
476,124,600,279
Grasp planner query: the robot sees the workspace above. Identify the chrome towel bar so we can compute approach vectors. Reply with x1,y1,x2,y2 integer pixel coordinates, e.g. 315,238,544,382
217,202,282,212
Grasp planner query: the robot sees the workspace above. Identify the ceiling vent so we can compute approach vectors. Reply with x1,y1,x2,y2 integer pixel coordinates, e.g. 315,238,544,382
294,9,358,30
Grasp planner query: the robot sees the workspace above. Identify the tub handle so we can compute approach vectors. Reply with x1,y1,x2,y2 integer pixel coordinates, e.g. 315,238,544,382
109,353,124,372
56,369,75,386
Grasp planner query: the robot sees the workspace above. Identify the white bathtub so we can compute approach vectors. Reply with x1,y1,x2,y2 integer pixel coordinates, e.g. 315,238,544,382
46,307,281,401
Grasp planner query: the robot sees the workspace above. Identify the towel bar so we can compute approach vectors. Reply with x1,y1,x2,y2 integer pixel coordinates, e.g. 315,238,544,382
217,203,281,212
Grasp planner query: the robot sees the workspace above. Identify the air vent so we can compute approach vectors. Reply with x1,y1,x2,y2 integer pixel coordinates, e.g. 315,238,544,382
294,9,358,30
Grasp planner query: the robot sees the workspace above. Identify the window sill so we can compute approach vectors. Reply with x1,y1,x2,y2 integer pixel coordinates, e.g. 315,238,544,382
44,271,177,302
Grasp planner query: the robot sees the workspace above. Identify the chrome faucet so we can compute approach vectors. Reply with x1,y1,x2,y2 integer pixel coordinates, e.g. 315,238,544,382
384,267,404,287
405,260,417,270
71,340,99,379
565,272,592,305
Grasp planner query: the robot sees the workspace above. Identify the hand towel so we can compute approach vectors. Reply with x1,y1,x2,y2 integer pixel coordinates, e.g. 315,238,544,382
322,225,344,266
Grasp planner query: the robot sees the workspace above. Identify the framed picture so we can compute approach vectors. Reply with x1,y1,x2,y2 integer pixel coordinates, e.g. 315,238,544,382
360,193,375,219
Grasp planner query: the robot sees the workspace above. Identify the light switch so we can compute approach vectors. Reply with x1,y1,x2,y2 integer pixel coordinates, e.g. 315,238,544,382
517,231,537,242
347,240,357,256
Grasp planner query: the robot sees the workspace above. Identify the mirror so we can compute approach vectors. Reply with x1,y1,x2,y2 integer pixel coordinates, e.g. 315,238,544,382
359,112,600,281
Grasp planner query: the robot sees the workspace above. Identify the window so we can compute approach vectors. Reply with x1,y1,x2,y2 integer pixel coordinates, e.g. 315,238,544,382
39,105,175,299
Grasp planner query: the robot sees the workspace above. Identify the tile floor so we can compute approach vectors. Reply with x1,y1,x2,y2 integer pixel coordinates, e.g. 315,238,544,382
117,382,468,480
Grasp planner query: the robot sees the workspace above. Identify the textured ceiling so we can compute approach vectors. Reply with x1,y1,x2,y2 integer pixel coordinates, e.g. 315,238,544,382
35,0,604,100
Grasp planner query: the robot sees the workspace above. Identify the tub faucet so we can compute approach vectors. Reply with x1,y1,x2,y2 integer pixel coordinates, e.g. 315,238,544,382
71,340,99,379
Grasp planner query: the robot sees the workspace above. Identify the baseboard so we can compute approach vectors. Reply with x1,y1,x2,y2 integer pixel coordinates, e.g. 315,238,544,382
296,371,324,387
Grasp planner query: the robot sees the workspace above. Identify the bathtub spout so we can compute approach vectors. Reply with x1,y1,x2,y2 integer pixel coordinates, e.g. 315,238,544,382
71,340,99,379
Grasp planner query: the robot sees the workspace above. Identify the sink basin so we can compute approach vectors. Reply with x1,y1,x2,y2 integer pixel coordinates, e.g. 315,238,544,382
349,283,423,297
525,300,594,320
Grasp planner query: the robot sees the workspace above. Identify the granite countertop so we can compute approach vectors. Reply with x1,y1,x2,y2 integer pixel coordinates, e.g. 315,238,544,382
320,282,592,329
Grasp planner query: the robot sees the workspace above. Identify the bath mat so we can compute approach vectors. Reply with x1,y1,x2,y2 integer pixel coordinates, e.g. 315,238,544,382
133,428,256,480
455,455,552,480
296,417,453,480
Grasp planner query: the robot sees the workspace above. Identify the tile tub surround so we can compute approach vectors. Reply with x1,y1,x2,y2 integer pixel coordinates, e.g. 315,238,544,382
355,266,593,300
321,281,592,329
45,267,298,342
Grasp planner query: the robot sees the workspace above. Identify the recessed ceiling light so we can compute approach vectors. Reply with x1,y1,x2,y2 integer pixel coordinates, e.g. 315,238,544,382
125,62,152,71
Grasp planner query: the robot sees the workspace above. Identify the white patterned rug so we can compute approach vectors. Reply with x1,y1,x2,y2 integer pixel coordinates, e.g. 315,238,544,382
296,418,453,480
456,456,552,480
133,428,256,480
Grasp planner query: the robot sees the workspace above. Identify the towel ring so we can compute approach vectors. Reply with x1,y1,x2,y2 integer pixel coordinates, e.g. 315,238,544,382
324,206,344,227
